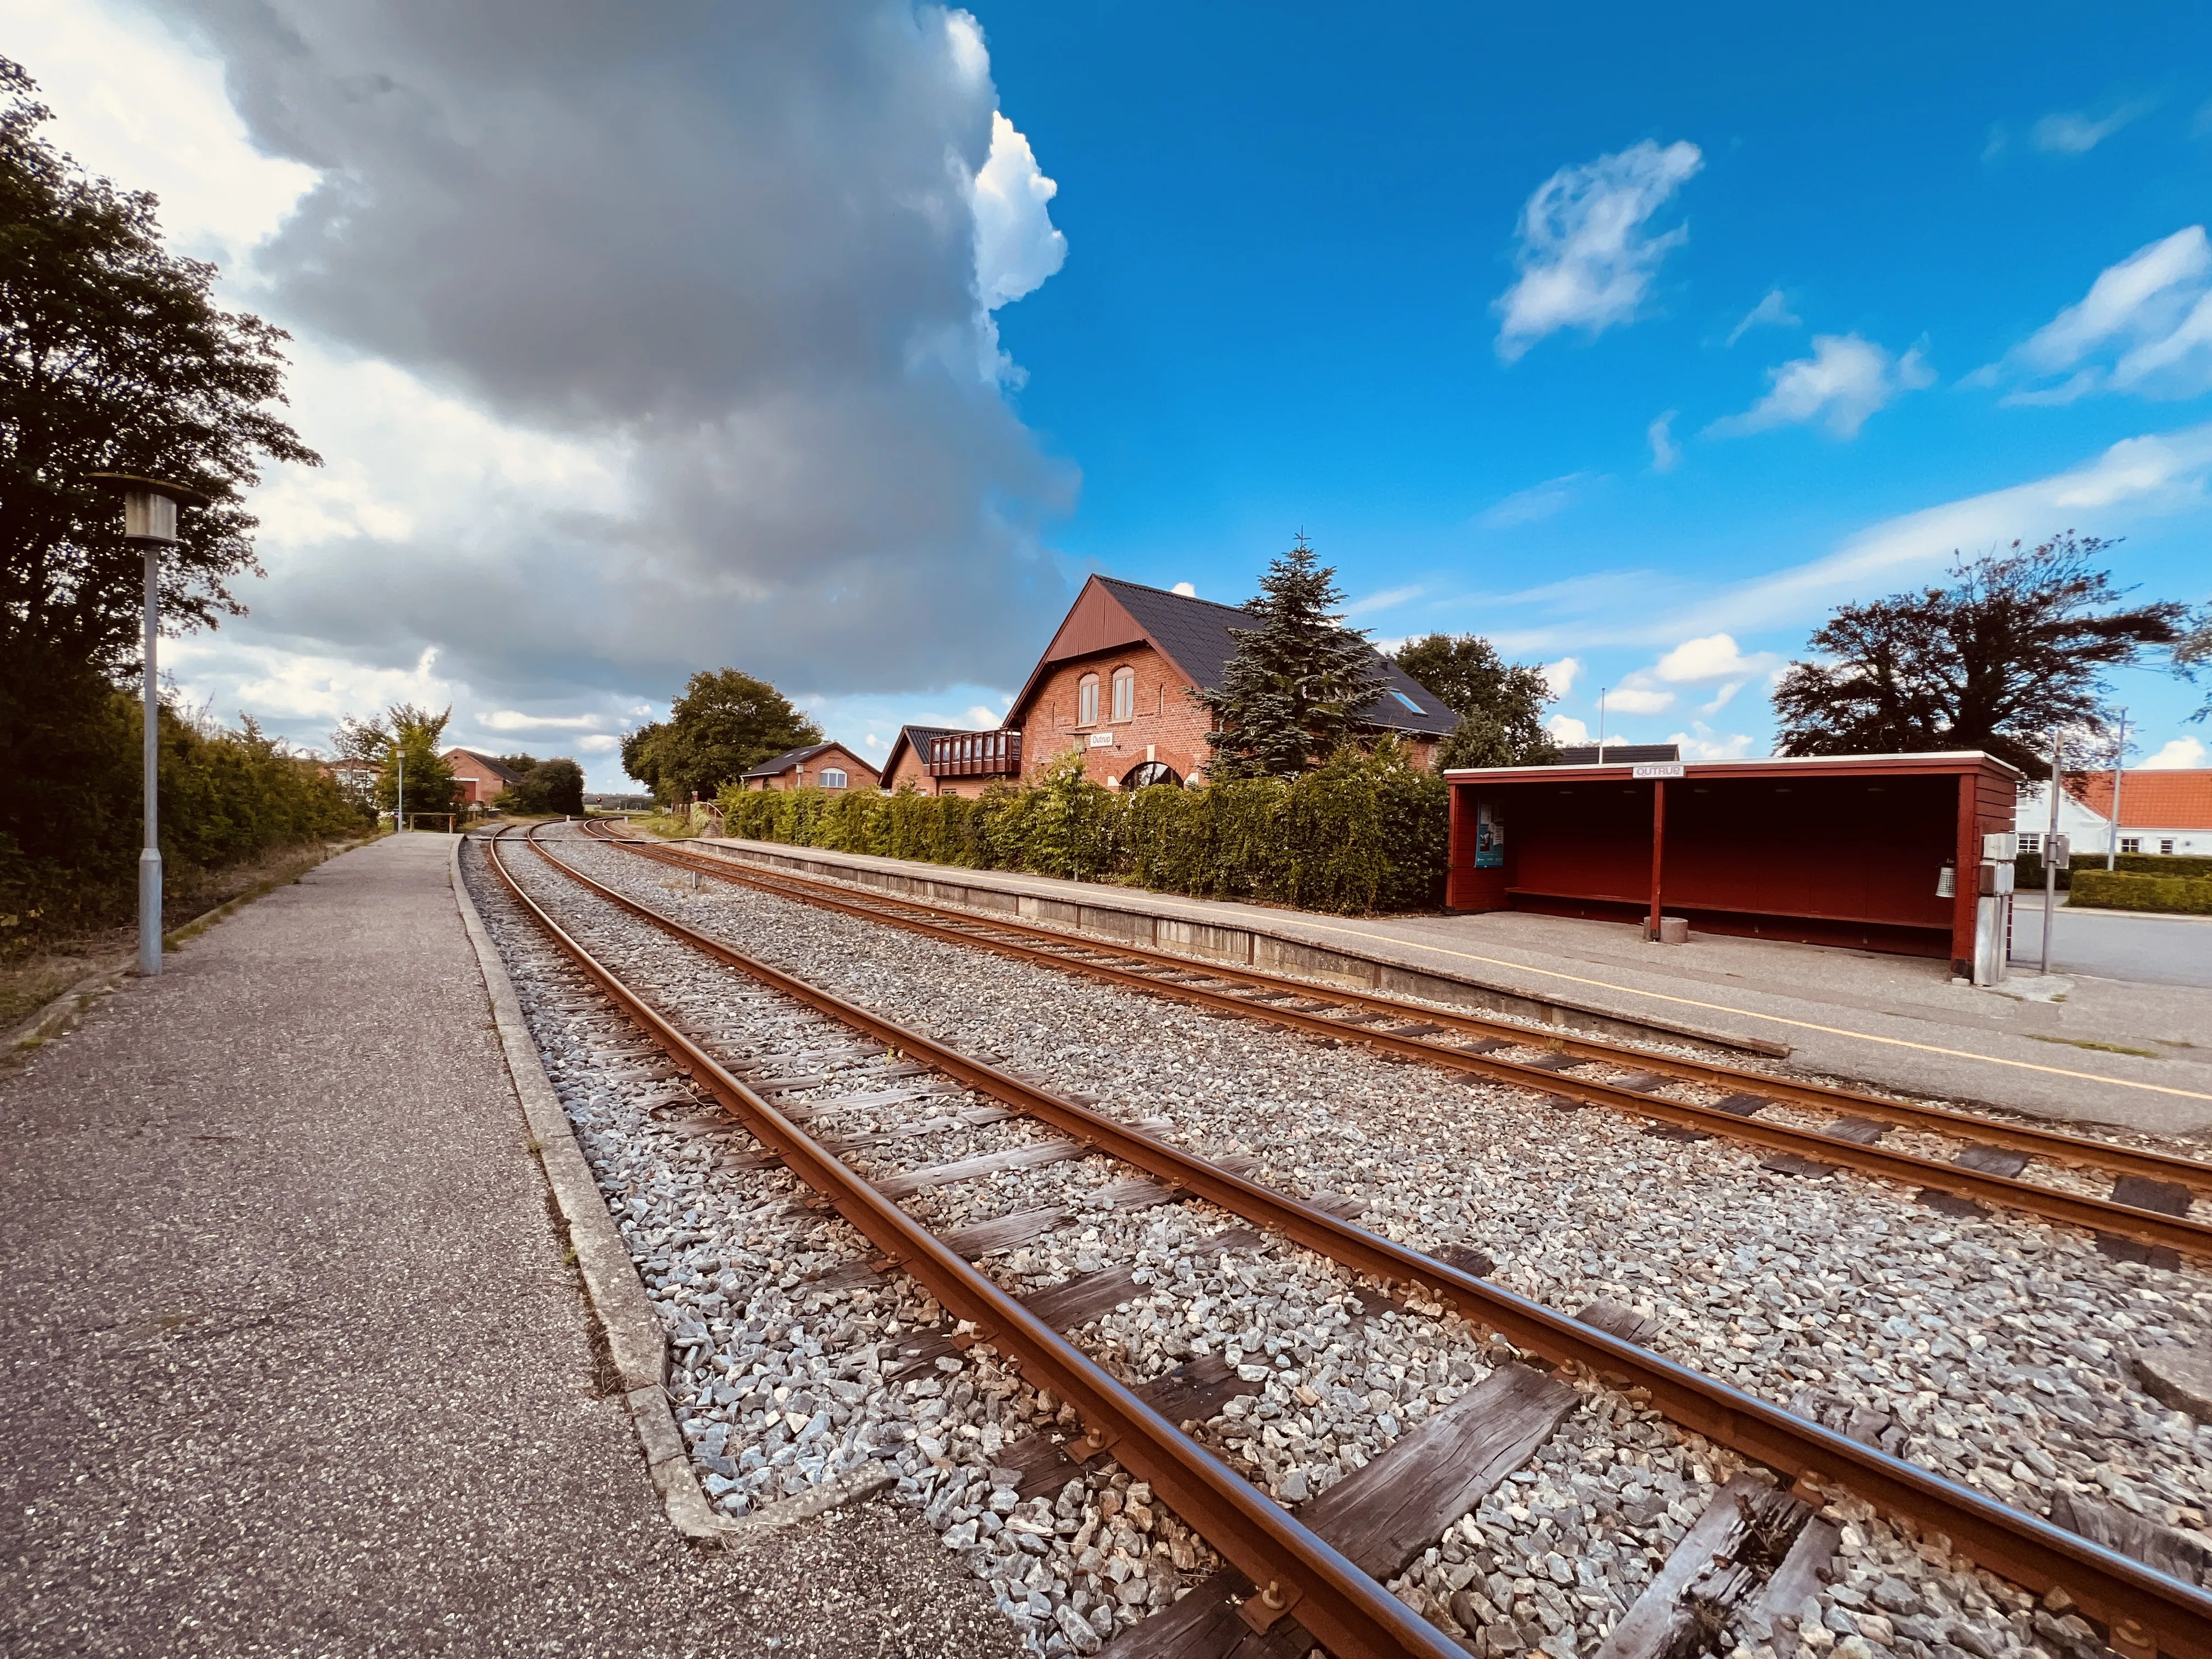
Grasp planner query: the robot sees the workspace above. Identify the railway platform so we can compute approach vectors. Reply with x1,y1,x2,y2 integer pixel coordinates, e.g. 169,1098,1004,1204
691,835,2212,1139
0,831,1014,1658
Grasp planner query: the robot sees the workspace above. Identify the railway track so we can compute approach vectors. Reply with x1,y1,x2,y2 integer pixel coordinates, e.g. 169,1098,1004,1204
484,823,2211,1659
579,822,2212,1267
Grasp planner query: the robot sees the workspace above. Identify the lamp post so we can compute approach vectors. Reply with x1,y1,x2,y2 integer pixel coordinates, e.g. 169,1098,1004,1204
89,474,209,978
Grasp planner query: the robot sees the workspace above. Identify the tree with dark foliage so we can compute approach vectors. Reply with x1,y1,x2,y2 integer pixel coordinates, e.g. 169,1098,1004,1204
1203,537,1386,780
1,60,320,935
622,668,822,803
1392,634,1560,769
0,59,318,670
1771,535,2187,776
495,757,585,816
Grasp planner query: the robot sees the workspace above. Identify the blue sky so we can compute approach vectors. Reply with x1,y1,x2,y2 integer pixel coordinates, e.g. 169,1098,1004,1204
971,1,2212,764
10,1,2212,778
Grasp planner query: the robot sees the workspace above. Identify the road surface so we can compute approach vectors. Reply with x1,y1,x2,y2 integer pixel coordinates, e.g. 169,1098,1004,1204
2008,892,2212,989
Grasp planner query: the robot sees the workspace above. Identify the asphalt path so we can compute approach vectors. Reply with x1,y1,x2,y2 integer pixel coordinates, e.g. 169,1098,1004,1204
0,833,1018,1659
2008,891,2212,989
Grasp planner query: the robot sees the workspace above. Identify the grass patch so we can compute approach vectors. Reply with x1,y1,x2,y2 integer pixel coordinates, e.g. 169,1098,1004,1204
2026,1035,2164,1059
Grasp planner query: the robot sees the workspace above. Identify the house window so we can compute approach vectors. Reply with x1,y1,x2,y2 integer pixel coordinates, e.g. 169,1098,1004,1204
2018,832,2041,854
820,768,848,789
1111,666,1135,722
2161,838,2176,855
1077,674,1099,727
2121,837,2141,854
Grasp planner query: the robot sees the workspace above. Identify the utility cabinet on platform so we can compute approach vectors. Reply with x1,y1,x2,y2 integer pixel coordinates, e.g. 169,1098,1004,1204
1443,751,2024,982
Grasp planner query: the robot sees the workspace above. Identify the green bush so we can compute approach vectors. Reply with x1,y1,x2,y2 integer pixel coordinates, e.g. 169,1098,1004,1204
2066,869,2212,915
0,651,370,949
2019,849,2212,891
714,741,1449,916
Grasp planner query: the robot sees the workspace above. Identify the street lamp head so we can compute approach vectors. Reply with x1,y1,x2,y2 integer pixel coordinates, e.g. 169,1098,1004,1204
87,473,211,545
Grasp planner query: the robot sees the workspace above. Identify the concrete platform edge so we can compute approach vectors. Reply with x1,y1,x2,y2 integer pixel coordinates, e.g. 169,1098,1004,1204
685,833,1788,1059
449,834,895,1547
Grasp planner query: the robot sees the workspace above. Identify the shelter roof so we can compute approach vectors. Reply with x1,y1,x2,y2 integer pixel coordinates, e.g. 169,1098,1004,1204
1445,749,2022,785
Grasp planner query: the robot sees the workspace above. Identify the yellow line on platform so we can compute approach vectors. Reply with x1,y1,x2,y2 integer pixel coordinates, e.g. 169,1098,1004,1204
1290,921,2212,1103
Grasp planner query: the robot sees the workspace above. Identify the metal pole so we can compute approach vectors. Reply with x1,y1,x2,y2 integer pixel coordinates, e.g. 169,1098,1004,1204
139,542,162,977
1647,778,1666,939
397,746,405,834
2040,729,2061,976
2106,711,2126,871
1596,688,1607,761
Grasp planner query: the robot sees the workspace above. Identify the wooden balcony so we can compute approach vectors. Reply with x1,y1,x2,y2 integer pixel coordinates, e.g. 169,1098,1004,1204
928,730,1021,778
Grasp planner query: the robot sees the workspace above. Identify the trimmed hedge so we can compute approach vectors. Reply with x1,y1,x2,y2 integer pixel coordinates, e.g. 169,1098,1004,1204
2017,850,2211,891
717,744,1449,916
2067,869,2212,915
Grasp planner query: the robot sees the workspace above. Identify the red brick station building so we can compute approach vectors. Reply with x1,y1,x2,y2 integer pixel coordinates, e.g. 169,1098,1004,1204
883,575,1452,797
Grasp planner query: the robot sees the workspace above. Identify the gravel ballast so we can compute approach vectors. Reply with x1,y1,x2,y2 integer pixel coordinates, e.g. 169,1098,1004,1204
473,828,2212,1658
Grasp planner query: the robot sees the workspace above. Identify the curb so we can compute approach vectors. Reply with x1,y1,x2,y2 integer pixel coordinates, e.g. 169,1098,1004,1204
445,833,895,1545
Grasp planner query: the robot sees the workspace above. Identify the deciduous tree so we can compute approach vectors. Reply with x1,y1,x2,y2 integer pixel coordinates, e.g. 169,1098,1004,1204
334,704,461,820
1771,535,2187,776
1202,537,1386,780
1392,634,1560,769
0,59,318,670
621,669,821,803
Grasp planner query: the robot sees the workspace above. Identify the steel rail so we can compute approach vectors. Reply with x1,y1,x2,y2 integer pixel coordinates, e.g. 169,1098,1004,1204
532,825,2212,1658
487,827,1465,1659
593,824,2212,1192
582,826,2212,1260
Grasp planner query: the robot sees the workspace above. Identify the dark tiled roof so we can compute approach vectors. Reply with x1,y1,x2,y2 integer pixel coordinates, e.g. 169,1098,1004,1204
1550,743,1681,765
1094,577,1454,738
741,741,837,779
446,748,529,786
883,724,966,774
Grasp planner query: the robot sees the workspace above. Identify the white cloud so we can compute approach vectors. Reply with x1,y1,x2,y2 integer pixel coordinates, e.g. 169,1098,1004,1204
1547,714,1592,745
1604,687,1675,715
577,734,620,754
2001,227,2212,402
478,710,605,731
1480,472,1595,528
1652,631,1770,683
1494,139,1703,362
1171,582,1197,597
1344,584,1424,617
1647,411,1680,473
0,0,318,268
1542,657,1582,698
1667,722,1756,760
1708,334,1933,439
1725,289,1801,347
964,704,1000,727
2141,736,2207,769
973,112,1067,309
1699,681,1743,715
2032,99,2154,155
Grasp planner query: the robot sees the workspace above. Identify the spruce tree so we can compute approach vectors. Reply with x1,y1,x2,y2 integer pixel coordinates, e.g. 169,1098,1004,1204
1203,537,1387,780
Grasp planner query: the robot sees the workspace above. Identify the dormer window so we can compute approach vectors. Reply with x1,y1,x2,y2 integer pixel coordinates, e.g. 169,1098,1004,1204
1111,666,1135,722
1077,673,1099,728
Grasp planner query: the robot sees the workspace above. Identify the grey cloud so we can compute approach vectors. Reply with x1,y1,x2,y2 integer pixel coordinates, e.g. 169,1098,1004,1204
174,0,1076,705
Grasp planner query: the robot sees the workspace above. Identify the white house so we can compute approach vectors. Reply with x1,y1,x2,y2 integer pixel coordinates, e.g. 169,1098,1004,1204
2016,770,2212,859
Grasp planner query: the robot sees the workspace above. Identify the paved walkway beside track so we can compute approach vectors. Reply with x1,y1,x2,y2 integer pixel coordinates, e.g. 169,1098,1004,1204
0,832,1015,1659
695,834,2212,1138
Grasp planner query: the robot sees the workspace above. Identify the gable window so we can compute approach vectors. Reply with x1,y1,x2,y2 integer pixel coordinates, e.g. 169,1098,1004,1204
820,768,848,789
1077,673,1099,728
1111,666,1135,721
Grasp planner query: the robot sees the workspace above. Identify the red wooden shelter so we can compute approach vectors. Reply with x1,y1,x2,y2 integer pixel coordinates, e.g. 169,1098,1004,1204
1443,752,2024,975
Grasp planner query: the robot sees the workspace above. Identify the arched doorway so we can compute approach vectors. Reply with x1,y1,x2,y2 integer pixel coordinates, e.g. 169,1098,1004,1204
1121,761,1182,789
